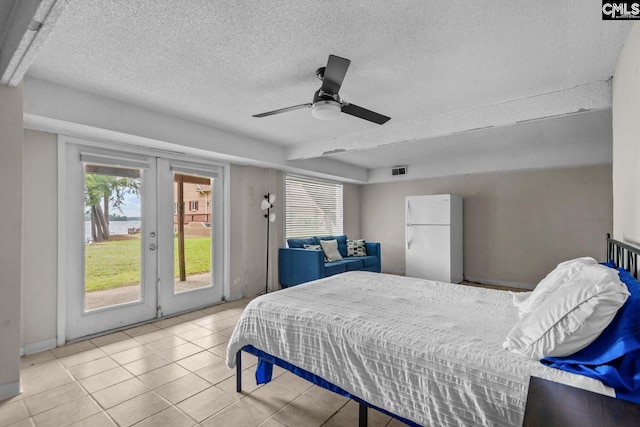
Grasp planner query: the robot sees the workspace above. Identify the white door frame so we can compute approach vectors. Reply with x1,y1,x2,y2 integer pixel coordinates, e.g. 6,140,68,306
57,135,230,344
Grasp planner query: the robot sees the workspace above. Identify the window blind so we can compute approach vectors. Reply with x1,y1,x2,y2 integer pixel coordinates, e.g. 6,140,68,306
285,175,343,239
80,152,150,169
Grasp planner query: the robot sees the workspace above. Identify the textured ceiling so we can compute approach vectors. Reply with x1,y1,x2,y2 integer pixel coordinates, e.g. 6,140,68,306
23,0,633,176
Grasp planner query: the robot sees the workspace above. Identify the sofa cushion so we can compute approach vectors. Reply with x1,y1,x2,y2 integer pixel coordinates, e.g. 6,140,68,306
288,237,316,248
324,262,347,277
315,235,348,257
343,259,363,271
324,259,362,275
360,255,379,268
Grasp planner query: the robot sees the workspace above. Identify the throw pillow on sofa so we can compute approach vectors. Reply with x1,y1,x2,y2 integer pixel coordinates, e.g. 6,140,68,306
316,235,348,258
347,239,367,257
319,239,343,262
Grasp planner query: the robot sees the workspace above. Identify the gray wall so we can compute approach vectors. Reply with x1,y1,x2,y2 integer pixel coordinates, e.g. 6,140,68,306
0,83,23,399
343,182,361,239
229,165,284,298
361,165,613,287
22,130,58,352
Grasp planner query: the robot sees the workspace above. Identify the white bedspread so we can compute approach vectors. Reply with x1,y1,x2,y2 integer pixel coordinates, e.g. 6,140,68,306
226,271,612,426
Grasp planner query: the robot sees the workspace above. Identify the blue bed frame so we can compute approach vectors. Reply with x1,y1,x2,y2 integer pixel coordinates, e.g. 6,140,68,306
235,235,639,426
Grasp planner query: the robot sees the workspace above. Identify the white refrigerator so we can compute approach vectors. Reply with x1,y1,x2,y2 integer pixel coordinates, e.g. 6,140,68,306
405,194,463,283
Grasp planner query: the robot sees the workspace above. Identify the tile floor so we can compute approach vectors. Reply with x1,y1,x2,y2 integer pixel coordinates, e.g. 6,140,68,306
0,297,404,427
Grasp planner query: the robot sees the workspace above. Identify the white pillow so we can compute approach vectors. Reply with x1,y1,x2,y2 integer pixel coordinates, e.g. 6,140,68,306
319,239,343,262
503,263,629,360
513,257,598,318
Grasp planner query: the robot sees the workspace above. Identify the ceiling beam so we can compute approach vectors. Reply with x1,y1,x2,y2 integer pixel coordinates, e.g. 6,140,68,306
23,76,369,183
285,81,612,161
0,0,70,86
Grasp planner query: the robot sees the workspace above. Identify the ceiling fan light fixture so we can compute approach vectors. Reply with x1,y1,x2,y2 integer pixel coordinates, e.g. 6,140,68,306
253,55,390,124
312,100,341,120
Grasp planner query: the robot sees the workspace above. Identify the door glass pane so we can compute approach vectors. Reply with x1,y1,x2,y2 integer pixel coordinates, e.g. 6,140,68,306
84,164,142,310
173,173,212,293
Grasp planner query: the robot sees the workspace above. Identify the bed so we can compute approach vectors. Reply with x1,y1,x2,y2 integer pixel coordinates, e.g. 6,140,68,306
226,236,640,426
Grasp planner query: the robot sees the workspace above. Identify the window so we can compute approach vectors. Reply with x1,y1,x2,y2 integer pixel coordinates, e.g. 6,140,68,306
285,175,343,239
189,201,198,211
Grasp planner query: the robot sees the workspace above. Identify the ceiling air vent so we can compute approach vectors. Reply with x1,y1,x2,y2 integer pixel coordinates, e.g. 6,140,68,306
391,166,407,176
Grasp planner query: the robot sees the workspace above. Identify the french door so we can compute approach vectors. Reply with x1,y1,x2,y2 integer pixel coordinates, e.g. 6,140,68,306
156,159,224,316
61,142,225,341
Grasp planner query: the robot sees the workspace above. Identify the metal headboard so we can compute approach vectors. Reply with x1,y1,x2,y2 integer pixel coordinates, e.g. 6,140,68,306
606,233,639,279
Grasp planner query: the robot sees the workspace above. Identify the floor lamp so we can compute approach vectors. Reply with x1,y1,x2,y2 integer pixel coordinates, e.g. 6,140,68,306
261,193,276,294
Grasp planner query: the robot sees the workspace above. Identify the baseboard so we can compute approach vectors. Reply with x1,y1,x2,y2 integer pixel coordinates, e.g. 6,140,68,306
22,338,58,356
0,381,20,402
465,275,535,291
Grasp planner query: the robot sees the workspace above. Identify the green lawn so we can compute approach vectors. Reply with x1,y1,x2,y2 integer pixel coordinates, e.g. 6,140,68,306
176,237,211,277
85,236,211,292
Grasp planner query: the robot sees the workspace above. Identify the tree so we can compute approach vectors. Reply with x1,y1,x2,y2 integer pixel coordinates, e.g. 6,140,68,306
85,173,140,242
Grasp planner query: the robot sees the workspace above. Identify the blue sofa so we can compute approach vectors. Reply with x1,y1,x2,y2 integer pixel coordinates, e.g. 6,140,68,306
279,234,381,288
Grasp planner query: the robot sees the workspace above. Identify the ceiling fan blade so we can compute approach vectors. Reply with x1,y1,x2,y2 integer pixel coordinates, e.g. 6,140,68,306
252,103,312,118
341,103,391,125
321,55,351,95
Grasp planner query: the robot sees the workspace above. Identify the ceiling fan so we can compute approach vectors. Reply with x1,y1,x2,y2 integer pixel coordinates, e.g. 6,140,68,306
253,55,391,125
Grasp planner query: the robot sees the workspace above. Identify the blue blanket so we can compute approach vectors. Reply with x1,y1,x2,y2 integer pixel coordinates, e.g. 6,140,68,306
541,266,640,403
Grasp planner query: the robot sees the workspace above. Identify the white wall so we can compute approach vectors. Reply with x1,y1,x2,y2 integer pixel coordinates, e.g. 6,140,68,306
0,83,23,400
361,165,613,287
613,23,640,245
